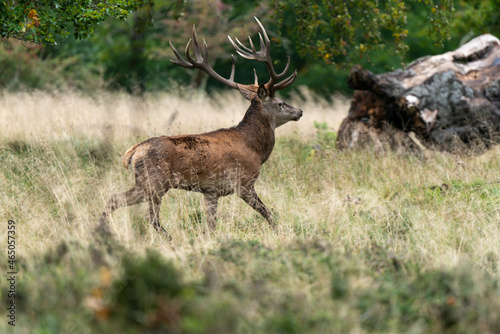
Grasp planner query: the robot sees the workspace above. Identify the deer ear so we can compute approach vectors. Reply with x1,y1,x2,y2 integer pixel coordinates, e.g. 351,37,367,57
237,85,254,101
257,84,268,101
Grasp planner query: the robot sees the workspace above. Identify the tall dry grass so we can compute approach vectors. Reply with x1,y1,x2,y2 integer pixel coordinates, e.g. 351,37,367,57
0,88,348,255
2,88,499,266
0,87,348,140
1,88,500,333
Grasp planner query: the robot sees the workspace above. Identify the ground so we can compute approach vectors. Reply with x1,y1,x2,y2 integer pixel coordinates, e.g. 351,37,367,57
1,89,499,333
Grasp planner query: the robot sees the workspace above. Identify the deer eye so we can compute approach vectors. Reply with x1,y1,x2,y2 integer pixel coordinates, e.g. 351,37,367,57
278,102,283,109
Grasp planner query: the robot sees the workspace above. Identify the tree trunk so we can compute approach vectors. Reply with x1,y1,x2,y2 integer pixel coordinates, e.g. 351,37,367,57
130,2,153,96
337,34,500,154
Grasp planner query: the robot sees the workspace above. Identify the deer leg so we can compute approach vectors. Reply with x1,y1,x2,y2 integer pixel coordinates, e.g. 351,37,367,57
239,187,276,230
204,193,219,230
99,186,147,226
147,192,172,240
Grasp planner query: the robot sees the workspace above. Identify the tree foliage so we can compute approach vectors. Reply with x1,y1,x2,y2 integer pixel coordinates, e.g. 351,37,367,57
42,0,268,93
269,0,454,64
451,0,500,38
0,0,142,45
2,1,500,96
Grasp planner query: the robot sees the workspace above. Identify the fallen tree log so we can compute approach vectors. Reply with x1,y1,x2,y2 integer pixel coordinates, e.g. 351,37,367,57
337,34,500,154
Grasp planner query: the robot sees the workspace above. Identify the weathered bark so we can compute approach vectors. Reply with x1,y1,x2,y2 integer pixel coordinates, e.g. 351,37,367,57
338,34,500,154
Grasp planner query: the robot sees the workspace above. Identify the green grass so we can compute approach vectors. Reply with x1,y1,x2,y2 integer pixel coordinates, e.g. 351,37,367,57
1,91,500,333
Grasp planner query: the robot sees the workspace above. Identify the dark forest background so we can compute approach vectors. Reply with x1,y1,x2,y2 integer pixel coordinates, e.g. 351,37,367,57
1,0,499,97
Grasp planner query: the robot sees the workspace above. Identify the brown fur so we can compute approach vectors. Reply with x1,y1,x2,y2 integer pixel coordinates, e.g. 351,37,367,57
122,143,140,170
99,86,302,239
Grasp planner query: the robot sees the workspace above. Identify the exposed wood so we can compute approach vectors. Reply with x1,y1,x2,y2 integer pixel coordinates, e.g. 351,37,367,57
338,34,500,154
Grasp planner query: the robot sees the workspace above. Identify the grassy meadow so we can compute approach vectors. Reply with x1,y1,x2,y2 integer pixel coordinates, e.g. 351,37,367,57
1,89,500,333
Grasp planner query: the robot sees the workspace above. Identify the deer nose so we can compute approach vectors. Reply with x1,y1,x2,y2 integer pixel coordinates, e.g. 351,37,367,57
294,109,303,121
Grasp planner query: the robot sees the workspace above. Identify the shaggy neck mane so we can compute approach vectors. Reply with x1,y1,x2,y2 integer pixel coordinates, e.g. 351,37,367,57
235,96,275,164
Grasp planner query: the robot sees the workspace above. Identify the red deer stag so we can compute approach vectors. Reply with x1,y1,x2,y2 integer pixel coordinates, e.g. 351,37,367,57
99,17,302,239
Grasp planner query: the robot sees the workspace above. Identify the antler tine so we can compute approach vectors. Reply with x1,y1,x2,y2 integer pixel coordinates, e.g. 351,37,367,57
273,70,297,91
228,36,252,59
170,25,240,90
169,40,193,68
202,39,209,60
237,38,253,54
170,18,296,94
276,54,291,78
227,17,295,94
254,16,270,46
253,68,259,85
248,36,257,56
191,25,203,61
229,55,236,81
230,33,269,62
184,39,198,67
258,33,266,54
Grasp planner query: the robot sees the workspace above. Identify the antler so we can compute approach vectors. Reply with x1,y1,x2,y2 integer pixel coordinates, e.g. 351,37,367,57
170,25,239,90
228,17,297,95
169,17,296,96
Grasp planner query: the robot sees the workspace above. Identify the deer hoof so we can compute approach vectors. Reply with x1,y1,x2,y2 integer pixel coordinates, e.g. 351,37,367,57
158,227,172,242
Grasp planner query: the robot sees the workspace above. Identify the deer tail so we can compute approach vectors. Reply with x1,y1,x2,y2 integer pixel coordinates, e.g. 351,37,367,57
122,143,140,170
